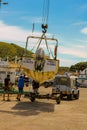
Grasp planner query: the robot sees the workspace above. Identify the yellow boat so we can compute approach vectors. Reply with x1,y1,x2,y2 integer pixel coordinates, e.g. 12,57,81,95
21,32,59,84
19,0,59,83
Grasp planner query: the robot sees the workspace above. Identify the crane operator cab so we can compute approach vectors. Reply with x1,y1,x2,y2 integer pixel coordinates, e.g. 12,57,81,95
52,74,80,100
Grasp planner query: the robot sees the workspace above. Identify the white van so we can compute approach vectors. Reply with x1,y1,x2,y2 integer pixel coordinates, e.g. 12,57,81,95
52,75,79,100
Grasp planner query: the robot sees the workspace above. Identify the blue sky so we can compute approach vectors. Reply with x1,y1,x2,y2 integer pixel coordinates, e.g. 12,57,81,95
0,0,87,67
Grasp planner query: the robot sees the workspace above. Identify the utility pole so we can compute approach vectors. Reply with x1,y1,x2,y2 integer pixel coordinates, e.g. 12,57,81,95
0,0,8,8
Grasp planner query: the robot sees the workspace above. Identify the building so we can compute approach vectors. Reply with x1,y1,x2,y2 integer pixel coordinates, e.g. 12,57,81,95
0,58,22,86
78,68,87,87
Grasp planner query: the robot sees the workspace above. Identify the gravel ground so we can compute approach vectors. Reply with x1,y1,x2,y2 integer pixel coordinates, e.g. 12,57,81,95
0,87,87,130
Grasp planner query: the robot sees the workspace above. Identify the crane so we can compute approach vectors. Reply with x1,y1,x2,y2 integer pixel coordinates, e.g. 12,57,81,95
0,0,61,104
21,0,59,84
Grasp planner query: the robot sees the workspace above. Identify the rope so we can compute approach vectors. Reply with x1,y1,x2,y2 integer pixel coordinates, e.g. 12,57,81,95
31,38,41,52
48,45,54,59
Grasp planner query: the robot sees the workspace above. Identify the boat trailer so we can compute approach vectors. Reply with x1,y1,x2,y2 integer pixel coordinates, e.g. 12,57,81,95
24,92,61,104
0,89,61,104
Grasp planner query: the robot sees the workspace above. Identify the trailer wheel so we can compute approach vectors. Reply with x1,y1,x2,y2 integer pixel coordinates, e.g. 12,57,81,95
30,97,35,102
67,95,70,100
56,96,61,104
71,92,74,100
60,93,63,100
74,91,79,99
67,91,74,100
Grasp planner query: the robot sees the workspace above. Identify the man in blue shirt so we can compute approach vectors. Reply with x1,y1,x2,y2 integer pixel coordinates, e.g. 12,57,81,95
16,75,24,101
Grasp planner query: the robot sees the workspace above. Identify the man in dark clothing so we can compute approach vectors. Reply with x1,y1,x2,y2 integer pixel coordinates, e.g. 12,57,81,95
75,78,79,88
32,80,39,94
3,74,10,101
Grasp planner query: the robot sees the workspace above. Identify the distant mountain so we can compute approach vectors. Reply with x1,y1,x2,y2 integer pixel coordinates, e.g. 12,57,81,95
0,41,32,60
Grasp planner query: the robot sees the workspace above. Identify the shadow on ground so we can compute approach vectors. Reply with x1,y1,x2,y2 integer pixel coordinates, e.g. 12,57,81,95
0,101,55,116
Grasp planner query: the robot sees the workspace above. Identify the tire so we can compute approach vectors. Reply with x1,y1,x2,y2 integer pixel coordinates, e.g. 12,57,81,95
30,97,35,102
67,92,74,100
60,93,63,100
67,95,71,100
74,91,79,99
56,96,61,104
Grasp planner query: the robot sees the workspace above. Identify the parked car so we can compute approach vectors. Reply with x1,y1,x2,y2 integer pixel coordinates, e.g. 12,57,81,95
52,75,80,100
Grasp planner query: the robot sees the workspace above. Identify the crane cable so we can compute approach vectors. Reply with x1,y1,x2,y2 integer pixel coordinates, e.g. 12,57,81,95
42,0,50,33
42,0,50,55
42,0,50,25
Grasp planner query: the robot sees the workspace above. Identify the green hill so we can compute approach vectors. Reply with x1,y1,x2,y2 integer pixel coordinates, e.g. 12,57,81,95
0,41,87,72
0,41,32,60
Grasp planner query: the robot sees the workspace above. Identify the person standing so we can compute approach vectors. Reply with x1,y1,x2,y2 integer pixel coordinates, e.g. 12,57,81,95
75,78,79,88
16,75,24,101
3,74,10,101
32,80,39,94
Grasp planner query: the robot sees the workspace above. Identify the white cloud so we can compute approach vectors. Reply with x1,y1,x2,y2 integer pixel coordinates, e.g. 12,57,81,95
72,21,87,26
21,16,42,23
59,44,87,58
0,21,30,42
59,58,73,66
0,20,43,45
81,27,87,34
75,39,87,43
80,4,87,9
0,20,53,49
0,20,87,66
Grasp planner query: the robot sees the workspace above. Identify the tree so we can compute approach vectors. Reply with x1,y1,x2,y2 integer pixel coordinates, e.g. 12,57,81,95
69,62,87,72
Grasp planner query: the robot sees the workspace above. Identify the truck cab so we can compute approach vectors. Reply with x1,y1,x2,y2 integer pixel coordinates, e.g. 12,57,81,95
52,74,79,100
